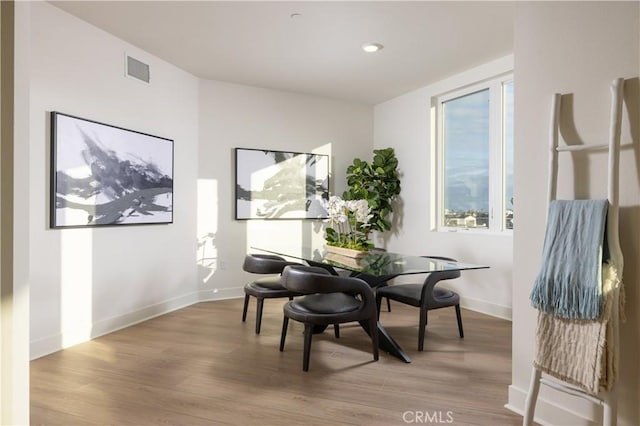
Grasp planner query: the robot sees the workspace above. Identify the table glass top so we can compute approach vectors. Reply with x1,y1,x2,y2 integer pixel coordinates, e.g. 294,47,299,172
251,245,489,278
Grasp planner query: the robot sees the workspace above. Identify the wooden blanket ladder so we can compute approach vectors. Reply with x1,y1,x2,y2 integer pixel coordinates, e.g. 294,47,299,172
523,77,625,426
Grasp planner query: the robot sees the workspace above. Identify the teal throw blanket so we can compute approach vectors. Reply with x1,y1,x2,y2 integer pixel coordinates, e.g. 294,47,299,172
530,199,608,320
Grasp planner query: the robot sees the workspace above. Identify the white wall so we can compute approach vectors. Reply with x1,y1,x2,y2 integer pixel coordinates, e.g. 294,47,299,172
27,1,375,359
374,55,514,319
197,80,373,299
508,2,639,425
29,2,200,358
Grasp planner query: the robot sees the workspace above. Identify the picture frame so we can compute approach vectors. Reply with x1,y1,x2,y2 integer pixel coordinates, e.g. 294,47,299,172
235,148,329,220
50,111,174,228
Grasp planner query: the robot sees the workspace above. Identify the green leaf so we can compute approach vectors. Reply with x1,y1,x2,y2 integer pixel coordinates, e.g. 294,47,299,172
342,146,401,234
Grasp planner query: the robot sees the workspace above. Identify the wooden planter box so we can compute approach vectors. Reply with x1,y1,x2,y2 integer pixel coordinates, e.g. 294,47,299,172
324,245,368,259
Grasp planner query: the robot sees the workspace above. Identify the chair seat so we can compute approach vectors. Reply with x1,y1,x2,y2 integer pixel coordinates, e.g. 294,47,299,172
253,276,285,290
279,265,379,371
289,293,360,314
375,257,464,351
244,278,297,299
284,293,363,326
377,284,459,309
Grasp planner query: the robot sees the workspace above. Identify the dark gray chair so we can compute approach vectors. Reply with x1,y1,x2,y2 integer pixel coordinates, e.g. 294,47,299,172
242,254,300,334
375,256,463,351
279,265,379,371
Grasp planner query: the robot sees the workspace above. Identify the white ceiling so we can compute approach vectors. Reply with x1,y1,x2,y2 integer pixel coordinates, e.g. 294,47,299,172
50,1,515,105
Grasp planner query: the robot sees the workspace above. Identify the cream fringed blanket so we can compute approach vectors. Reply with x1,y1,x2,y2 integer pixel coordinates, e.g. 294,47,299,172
534,263,623,395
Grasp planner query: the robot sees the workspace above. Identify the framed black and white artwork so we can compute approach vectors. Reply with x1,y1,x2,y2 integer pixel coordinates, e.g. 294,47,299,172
50,111,174,228
235,148,329,220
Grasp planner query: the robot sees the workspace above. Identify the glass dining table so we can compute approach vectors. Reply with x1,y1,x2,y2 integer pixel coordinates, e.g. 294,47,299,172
252,244,489,363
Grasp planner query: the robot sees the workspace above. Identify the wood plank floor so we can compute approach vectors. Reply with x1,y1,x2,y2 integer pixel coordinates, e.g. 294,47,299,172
31,299,522,425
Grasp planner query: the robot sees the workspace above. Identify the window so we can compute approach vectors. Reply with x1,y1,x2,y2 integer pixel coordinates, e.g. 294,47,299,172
436,75,513,232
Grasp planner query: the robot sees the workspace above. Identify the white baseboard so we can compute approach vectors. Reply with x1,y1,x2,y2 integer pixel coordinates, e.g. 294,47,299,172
506,384,600,426
460,295,512,320
30,291,200,360
197,286,244,302
30,288,251,359
30,334,62,360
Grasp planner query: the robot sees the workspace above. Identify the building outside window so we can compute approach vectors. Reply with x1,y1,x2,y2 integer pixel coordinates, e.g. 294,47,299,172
436,75,513,232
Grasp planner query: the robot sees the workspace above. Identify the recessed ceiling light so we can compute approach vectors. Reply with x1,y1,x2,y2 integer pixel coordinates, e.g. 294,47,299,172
362,43,383,53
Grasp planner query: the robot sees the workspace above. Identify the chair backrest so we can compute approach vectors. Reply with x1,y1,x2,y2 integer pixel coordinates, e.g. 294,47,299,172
281,265,376,310
242,254,297,275
420,256,461,303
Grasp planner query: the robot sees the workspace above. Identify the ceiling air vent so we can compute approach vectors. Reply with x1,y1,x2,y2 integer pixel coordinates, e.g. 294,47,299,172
125,55,150,84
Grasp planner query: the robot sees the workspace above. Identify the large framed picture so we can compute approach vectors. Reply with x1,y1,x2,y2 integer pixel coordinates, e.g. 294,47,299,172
50,111,174,228
235,148,329,220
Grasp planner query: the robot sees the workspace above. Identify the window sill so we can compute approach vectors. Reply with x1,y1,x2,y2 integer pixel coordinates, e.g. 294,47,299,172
437,227,513,236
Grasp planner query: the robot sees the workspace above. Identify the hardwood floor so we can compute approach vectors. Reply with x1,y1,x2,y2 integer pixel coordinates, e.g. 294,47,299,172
31,299,522,425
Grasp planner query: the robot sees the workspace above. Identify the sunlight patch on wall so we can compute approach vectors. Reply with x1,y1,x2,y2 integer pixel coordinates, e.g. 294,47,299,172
309,142,333,248
197,179,219,286
246,219,305,257
244,143,333,257
60,229,93,348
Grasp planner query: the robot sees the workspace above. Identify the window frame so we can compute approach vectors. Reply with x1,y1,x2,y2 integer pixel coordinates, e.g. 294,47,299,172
434,73,513,234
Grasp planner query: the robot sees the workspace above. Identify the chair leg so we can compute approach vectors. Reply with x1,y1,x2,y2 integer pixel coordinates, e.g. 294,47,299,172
242,294,250,322
279,316,289,352
303,323,313,372
375,295,382,320
455,304,464,338
418,306,428,351
369,317,379,361
386,297,391,312
334,324,340,338
255,298,264,334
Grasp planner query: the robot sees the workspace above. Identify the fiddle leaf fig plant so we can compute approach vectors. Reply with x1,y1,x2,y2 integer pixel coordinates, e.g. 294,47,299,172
343,147,401,235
